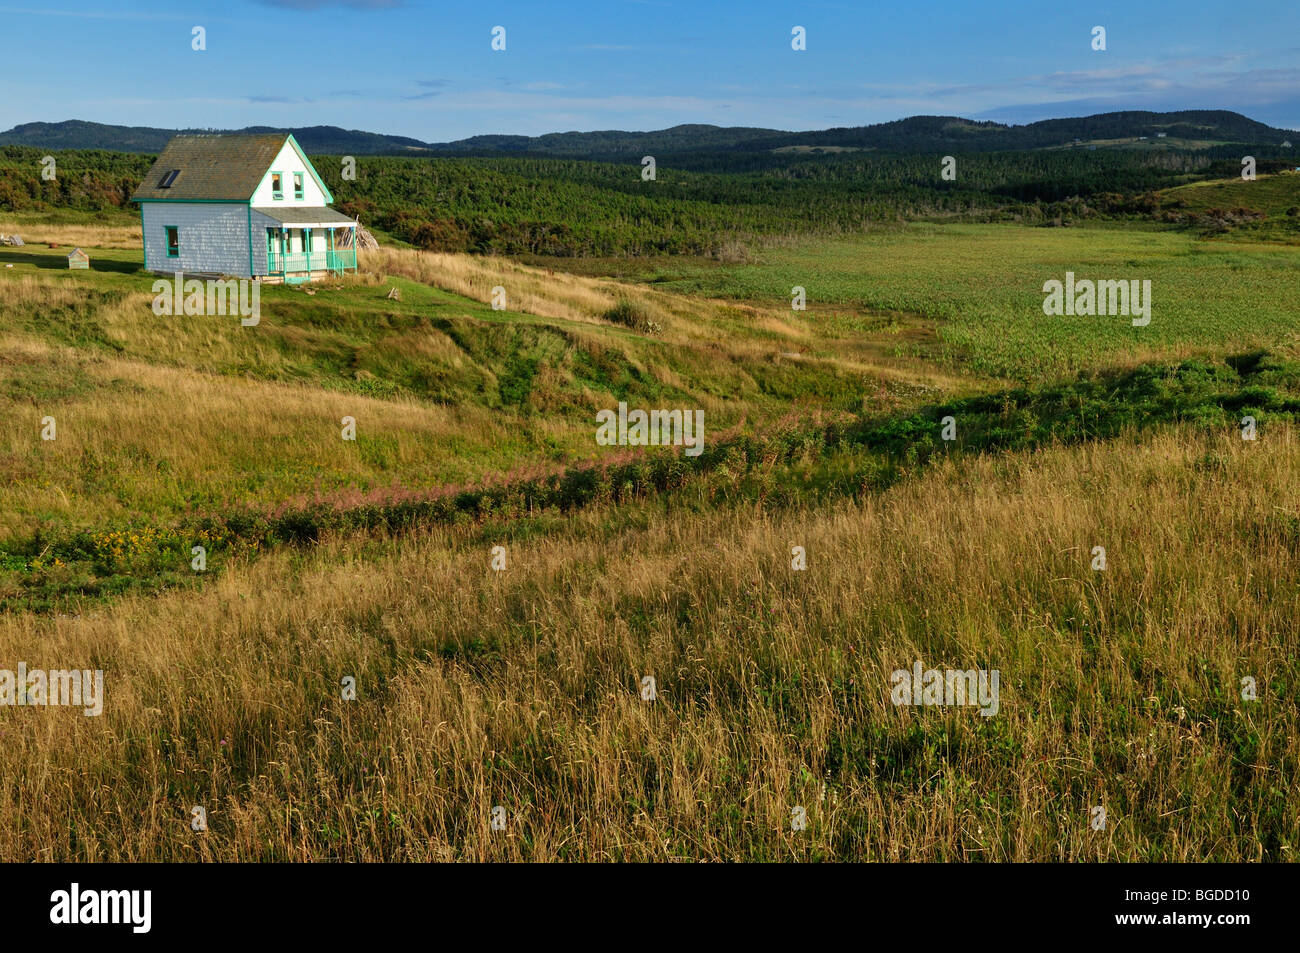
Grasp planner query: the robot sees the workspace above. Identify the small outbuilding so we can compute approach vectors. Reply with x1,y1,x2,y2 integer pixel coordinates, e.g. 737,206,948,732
67,247,89,269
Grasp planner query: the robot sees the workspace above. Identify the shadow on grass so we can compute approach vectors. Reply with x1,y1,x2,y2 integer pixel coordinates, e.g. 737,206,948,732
0,247,139,273
850,352,1300,461
0,249,141,275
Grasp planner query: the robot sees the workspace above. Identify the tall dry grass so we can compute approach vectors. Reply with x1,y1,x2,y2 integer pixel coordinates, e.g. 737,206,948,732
0,275,90,312
0,222,140,250
0,424,1294,860
0,334,515,537
365,246,804,344
362,244,962,389
366,247,618,325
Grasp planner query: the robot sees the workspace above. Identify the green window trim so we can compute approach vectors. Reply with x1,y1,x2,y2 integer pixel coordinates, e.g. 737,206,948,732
164,226,179,258
271,171,284,201
285,134,334,204
293,172,304,201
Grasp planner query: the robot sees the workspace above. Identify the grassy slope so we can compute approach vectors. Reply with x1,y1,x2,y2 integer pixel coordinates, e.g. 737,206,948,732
0,216,1297,860
4,220,1300,602
1159,172,1300,241
2,230,938,538
0,426,1294,860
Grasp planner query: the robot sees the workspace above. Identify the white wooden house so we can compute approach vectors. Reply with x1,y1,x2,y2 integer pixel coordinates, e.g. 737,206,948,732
132,133,358,284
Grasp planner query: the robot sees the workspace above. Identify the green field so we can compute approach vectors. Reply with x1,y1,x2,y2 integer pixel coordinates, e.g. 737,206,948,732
3,216,1299,602
1,195,1298,860
542,223,1300,379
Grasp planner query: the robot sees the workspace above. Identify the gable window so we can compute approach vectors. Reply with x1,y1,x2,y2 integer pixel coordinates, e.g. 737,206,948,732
164,226,179,257
293,172,304,201
159,169,180,188
271,172,283,200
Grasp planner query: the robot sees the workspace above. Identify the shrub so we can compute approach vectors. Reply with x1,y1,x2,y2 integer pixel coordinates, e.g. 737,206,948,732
603,298,662,335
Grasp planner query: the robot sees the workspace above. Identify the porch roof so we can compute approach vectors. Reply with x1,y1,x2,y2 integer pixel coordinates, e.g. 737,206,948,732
254,206,357,228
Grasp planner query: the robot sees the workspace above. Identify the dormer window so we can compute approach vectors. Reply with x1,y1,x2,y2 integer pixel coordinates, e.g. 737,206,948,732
271,172,283,200
158,169,180,188
293,172,304,201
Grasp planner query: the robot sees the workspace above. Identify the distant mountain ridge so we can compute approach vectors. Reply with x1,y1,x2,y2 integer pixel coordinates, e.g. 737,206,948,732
0,110,1293,158
0,120,429,155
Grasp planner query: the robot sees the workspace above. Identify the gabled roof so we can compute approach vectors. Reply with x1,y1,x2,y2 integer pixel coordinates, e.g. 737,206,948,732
131,133,292,202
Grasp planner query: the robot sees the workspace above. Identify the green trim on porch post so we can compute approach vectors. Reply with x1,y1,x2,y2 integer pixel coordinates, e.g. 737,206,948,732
246,204,254,278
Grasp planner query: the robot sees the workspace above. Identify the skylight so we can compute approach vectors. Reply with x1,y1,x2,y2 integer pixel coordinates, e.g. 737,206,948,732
159,169,180,188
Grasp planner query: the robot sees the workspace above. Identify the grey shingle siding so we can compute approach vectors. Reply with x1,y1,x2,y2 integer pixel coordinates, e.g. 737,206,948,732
142,202,252,277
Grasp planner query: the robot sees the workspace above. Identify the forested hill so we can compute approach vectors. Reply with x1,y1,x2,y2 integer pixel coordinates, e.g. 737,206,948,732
1,110,1293,159
435,111,1293,158
0,121,430,155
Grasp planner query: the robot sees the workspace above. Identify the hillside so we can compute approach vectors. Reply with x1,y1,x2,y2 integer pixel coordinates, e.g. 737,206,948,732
1,218,1298,860
13,142,1299,258
1158,171,1300,239
0,120,430,155
2,110,1293,159
727,110,1294,156
3,218,1300,603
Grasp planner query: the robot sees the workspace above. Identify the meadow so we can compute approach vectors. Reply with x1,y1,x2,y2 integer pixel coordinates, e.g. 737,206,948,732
0,183,1298,859
544,221,1300,379
0,424,1294,860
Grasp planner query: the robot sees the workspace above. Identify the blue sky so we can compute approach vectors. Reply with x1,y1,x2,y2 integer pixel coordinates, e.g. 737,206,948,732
2,0,1298,139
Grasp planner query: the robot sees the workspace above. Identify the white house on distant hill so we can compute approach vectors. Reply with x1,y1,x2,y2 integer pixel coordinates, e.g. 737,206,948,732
132,133,358,284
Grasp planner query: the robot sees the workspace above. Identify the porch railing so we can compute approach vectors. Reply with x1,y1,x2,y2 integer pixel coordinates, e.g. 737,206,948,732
267,247,357,275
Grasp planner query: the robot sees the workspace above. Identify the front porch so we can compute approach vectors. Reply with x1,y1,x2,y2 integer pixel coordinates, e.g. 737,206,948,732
253,206,360,284
266,245,358,282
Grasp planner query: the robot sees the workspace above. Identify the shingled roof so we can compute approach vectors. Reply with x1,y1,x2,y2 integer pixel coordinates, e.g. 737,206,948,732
254,206,356,226
131,134,289,201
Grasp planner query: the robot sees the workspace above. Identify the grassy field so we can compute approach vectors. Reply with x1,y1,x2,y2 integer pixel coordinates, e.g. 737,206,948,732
539,222,1300,379
0,231,928,521
0,425,1295,861
0,212,1297,860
